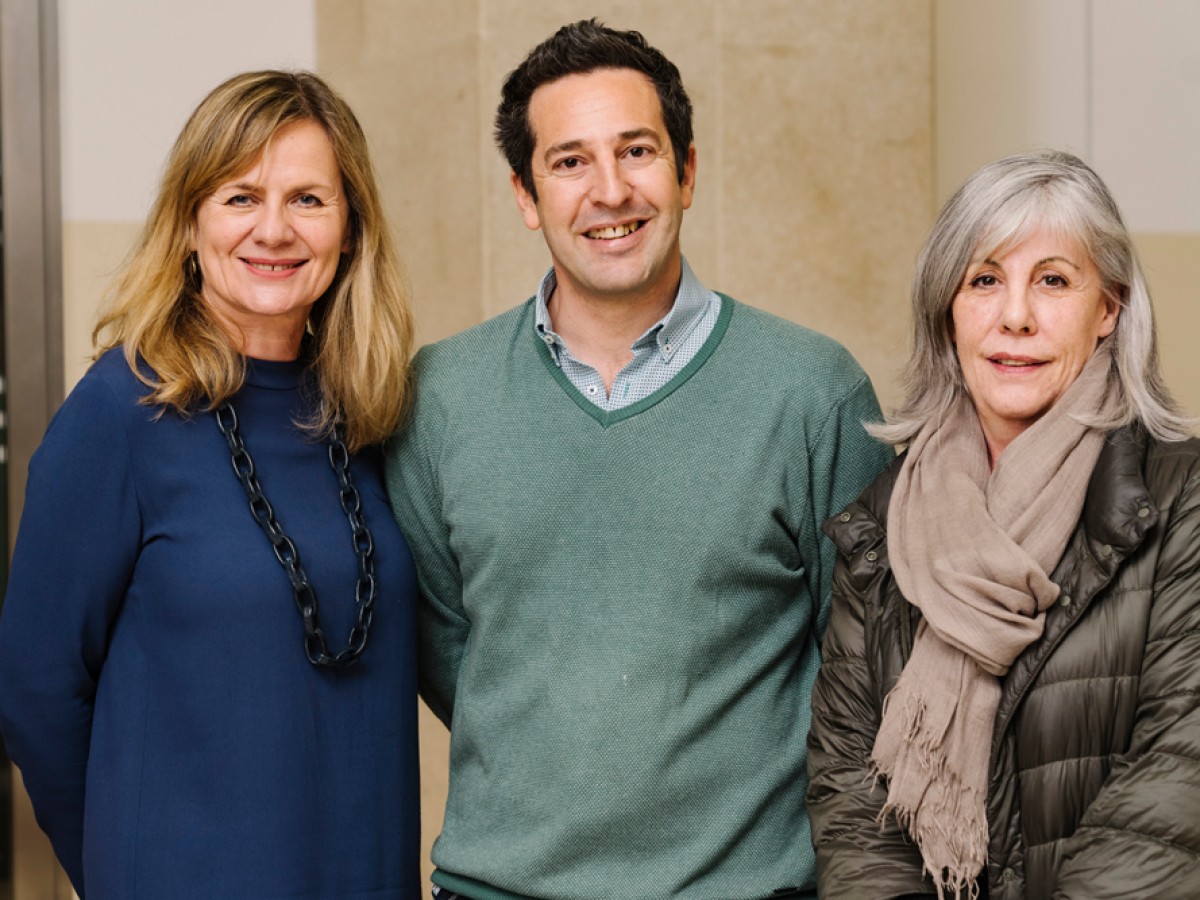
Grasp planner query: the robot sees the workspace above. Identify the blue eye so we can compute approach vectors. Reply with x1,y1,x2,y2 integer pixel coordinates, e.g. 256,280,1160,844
295,194,321,208
226,194,254,207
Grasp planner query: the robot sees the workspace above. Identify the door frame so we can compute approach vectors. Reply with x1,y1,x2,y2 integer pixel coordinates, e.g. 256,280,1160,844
1,0,65,897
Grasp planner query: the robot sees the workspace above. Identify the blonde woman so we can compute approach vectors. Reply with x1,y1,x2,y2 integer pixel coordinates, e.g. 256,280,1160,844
0,71,419,898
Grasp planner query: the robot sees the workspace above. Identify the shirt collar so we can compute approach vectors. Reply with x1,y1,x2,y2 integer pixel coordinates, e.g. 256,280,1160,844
534,257,713,365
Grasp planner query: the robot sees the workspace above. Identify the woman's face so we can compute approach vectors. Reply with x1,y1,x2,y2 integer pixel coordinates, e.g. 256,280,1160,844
193,119,350,360
951,227,1119,462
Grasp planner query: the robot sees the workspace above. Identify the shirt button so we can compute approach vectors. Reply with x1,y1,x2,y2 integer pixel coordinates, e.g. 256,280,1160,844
1101,544,1114,559
1001,867,1016,883
663,342,674,355
586,385,599,396
839,512,852,522
1137,506,1151,519
864,550,878,562
541,334,554,346
1059,593,1072,608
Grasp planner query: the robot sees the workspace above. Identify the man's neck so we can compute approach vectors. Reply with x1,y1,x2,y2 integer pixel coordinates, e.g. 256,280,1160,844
547,273,680,391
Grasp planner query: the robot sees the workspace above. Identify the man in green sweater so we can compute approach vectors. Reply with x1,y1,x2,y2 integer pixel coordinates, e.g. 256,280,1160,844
386,18,893,900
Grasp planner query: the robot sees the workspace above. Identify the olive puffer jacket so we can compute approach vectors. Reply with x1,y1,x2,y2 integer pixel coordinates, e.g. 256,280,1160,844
808,427,1200,899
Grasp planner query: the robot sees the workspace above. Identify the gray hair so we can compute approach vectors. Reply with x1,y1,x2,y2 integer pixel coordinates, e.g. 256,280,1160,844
874,149,1192,445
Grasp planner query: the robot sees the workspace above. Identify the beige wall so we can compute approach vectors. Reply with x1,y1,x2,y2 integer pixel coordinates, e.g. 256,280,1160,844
1139,235,1200,413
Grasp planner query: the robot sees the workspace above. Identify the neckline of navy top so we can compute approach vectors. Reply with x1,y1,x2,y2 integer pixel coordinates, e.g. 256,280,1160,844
243,355,309,391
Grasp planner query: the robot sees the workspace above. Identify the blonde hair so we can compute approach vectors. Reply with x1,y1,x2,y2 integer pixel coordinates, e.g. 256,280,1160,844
93,70,413,452
875,149,1192,446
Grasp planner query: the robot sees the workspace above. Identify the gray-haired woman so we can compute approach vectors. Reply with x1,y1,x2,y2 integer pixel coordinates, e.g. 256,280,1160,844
807,150,1200,899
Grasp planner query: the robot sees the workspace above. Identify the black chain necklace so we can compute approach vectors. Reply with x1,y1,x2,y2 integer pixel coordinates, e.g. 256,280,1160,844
215,402,376,668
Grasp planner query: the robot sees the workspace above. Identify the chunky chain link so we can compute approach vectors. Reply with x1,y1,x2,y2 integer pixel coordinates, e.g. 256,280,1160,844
215,402,376,668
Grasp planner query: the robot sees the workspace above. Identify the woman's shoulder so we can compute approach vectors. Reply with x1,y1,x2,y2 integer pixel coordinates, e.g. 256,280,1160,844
1145,431,1200,463
48,348,163,444
1143,432,1200,508
81,346,157,399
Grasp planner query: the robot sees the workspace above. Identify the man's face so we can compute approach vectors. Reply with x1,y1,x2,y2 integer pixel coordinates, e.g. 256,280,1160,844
512,68,696,311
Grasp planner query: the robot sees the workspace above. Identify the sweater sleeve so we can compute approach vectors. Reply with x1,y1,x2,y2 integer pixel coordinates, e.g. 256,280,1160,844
805,375,895,642
1053,454,1200,899
0,373,142,893
807,497,938,898
384,353,465,727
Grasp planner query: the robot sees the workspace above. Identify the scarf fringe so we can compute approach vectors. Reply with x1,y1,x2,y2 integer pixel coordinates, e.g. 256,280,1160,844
874,693,988,900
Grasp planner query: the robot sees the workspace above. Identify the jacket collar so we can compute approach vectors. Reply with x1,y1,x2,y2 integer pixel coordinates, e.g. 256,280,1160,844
1077,426,1158,561
996,427,1157,710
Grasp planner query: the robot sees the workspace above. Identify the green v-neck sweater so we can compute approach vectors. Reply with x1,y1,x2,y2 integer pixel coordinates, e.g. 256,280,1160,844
386,296,893,899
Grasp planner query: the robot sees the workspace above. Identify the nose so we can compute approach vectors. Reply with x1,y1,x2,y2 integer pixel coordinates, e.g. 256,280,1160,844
999,284,1036,334
587,157,633,208
252,202,295,246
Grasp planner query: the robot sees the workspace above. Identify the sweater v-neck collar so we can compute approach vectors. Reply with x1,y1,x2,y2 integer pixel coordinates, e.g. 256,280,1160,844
534,294,734,428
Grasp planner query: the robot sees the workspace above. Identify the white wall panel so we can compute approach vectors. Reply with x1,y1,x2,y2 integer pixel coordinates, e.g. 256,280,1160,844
60,0,316,222
936,0,1088,203
1092,0,1200,232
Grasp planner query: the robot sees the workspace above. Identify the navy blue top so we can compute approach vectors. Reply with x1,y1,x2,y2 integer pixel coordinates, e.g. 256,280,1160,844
0,349,419,899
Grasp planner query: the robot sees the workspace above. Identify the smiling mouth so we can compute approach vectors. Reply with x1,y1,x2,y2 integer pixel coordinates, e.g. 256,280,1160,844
244,260,305,272
585,221,643,240
990,357,1043,368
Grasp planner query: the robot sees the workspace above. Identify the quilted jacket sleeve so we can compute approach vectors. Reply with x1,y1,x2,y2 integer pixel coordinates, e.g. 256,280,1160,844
807,489,938,898
1054,444,1200,899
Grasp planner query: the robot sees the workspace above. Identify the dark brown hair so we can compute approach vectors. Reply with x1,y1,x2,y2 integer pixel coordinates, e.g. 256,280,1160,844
495,19,694,200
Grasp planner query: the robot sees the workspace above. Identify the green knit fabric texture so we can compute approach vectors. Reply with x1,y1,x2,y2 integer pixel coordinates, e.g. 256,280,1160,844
386,296,893,900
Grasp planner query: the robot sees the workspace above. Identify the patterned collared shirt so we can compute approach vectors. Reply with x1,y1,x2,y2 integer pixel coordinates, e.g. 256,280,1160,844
534,257,721,411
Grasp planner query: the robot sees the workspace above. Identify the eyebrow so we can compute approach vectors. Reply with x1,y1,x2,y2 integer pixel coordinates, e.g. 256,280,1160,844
542,127,664,161
220,181,335,194
1036,256,1081,270
977,255,1082,271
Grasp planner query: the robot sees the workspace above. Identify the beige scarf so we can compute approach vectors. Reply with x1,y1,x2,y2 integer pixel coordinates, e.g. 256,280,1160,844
875,344,1116,898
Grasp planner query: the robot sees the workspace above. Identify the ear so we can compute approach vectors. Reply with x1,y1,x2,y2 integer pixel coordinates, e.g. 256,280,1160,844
1097,293,1120,339
510,171,541,231
679,143,697,211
